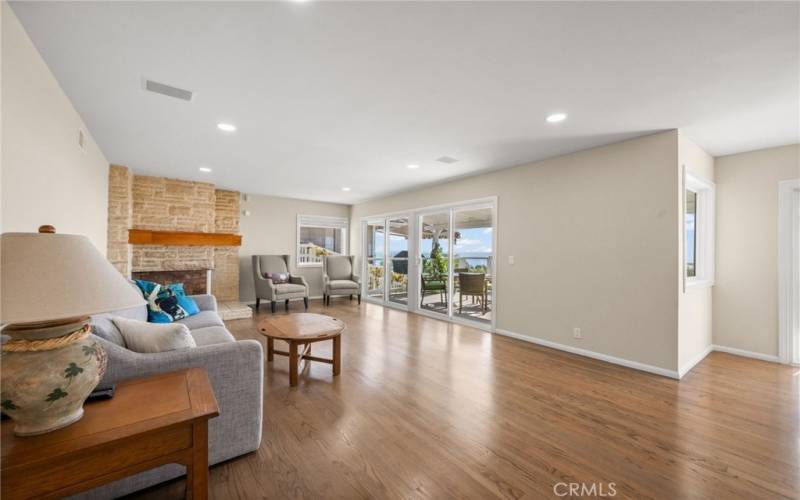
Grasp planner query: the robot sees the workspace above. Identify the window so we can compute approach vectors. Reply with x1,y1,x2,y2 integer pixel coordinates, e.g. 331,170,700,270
297,215,348,267
685,189,697,278
684,172,715,288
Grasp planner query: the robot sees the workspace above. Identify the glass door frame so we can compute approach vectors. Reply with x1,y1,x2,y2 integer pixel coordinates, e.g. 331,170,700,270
361,197,497,332
361,213,413,311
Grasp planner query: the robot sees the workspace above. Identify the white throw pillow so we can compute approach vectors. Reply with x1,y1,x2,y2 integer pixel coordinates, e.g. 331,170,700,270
111,316,197,353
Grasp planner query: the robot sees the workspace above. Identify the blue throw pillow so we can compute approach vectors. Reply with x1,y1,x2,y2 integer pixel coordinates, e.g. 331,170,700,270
134,280,200,323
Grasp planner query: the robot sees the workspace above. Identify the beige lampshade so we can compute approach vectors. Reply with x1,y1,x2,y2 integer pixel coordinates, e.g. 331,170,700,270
1,231,145,324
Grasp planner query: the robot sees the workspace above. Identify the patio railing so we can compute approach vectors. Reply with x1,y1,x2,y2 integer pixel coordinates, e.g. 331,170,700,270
298,243,340,265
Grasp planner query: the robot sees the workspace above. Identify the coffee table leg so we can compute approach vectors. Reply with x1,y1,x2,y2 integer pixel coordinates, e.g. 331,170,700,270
289,341,299,387
333,335,341,376
267,338,274,362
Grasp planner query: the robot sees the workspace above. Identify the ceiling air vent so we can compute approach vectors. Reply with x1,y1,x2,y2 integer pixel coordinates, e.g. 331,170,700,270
144,79,193,101
436,156,459,164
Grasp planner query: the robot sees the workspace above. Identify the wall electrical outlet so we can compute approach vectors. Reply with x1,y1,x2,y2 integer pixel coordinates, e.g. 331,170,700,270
573,327,582,339
508,255,515,265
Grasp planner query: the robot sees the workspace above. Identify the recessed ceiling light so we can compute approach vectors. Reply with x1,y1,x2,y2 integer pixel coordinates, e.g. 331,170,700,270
199,167,212,173
341,187,351,191
546,113,567,123
217,122,237,132
436,156,459,164
407,164,420,169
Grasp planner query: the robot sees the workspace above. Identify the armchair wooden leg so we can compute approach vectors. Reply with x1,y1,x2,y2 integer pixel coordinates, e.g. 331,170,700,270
285,299,290,311
349,294,353,301
271,301,276,314
304,297,308,309
357,294,361,305
255,298,260,311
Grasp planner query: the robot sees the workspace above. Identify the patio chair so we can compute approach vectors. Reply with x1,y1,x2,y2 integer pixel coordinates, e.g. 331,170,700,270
458,272,487,314
420,274,448,307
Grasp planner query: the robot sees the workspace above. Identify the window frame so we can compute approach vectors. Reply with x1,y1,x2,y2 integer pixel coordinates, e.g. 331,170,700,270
296,215,349,268
684,171,715,289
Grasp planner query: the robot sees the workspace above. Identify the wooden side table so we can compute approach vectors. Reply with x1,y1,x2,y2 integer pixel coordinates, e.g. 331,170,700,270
258,313,345,387
1,368,219,500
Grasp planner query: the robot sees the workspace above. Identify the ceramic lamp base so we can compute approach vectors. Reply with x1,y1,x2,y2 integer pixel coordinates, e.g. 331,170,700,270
12,407,85,436
1,317,106,436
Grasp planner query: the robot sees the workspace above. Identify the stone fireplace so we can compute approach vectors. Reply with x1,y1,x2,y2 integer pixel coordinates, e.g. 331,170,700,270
106,165,250,319
131,269,211,295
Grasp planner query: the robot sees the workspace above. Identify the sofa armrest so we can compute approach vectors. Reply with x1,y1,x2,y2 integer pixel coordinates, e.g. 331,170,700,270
94,335,264,464
96,334,262,390
188,294,217,311
351,274,361,285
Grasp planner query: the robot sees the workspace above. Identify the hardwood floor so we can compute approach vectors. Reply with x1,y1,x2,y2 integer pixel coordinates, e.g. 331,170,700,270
130,300,799,499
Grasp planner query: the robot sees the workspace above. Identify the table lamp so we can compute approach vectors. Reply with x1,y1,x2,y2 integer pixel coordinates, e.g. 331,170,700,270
1,226,145,436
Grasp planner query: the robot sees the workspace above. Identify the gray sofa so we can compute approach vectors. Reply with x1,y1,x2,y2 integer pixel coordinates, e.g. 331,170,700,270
74,293,264,499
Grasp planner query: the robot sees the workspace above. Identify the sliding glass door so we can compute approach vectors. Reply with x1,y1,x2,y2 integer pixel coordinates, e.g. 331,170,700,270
417,202,495,328
365,221,385,300
419,212,450,317
452,206,493,326
362,199,495,329
364,216,410,309
388,218,410,305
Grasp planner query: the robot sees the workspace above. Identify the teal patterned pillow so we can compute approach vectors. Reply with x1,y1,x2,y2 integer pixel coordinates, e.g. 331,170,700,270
134,280,199,323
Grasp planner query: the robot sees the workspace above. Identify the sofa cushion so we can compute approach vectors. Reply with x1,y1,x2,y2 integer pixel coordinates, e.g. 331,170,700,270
190,326,236,346
134,280,200,323
112,317,196,353
328,279,359,290
175,310,225,330
90,306,148,347
274,283,307,294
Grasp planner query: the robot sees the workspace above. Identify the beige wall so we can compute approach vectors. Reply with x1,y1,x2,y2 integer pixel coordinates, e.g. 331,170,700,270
1,3,109,251
239,193,350,302
677,133,715,371
352,131,681,372
714,144,800,357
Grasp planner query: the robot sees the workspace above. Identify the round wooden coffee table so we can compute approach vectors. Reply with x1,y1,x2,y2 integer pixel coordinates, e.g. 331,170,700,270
257,313,345,387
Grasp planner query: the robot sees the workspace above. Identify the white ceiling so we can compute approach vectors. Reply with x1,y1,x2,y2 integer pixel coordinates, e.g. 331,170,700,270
10,1,799,204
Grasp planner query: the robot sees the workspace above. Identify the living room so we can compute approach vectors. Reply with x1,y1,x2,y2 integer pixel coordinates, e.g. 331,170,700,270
1,1,798,499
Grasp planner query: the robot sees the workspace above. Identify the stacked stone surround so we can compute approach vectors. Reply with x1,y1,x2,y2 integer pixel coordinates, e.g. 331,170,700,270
106,165,133,276
212,190,240,301
105,166,241,302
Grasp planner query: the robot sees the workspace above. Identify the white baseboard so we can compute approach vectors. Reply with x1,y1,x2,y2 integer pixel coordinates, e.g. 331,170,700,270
678,345,713,378
712,344,780,363
494,328,680,379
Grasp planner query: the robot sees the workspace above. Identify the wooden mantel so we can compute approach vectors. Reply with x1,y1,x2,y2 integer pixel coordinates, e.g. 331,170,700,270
128,229,242,247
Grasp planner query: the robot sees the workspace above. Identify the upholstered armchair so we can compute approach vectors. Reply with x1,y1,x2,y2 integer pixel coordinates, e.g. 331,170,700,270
252,255,309,313
322,255,361,305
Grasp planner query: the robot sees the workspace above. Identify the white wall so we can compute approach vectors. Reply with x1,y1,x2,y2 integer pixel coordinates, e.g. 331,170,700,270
677,133,715,373
239,193,350,302
352,131,681,373
714,144,800,358
1,3,109,252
